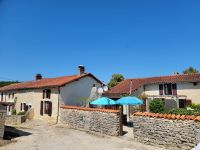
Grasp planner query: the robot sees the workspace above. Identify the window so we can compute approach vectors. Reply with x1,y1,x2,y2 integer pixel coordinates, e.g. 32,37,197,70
159,83,177,95
179,99,191,108
43,89,51,99
1,93,3,101
8,106,12,112
5,93,6,101
8,93,11,99
20,103,29,111
12,93,14,99
164,84,172,95
179,99,185,108
21,103,25,111
40,101,52,116
172,84,177,95
44,101,49,114
159,84,163,95
40,101,43,116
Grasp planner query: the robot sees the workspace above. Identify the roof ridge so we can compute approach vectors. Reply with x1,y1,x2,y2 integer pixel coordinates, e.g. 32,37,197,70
126,73,200,80
10,74,82,84
0,73,102,92
105,73,200,95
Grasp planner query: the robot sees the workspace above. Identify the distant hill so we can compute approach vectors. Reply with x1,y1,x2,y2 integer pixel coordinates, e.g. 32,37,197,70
0,81,19,88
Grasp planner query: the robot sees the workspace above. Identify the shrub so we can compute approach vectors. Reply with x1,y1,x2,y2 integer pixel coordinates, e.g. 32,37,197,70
17,111,26,115
168,108,192,115
189,104,200,110
167,108,200,116
149,99,164,113
11,109,16,115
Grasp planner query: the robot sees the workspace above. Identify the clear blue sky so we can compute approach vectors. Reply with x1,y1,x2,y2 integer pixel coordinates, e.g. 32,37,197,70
0,0,200,83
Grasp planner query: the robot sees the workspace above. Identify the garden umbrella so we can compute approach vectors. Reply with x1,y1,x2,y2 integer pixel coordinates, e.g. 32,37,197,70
90,97,117,105
116,96,143,122
116,96,143,105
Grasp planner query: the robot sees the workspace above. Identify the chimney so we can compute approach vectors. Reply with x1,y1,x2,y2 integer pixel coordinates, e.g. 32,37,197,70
35,74,42,80
173,72,179,75
78,65,85,76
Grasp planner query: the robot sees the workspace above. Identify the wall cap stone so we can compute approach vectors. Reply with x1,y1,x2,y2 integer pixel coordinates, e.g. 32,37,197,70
133,112,200,121
60,105,120,113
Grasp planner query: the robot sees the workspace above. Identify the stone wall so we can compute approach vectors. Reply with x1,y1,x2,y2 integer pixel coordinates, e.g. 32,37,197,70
132,114,200,150
60,106,122,136
0,109,6,139
5,115,26,125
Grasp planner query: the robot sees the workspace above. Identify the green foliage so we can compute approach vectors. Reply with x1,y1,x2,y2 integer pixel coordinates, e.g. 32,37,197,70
0,81,19,87
17,112,26,115
167,108,200,116
189,103,200,110
108,74,125,88
11,109,16,115
183,67,199,74
149,99,164,113
168,108,192,115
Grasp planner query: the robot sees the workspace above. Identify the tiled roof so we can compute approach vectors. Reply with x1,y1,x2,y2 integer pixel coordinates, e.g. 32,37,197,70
134,112,200,121
105,74,200,95
60,105,119,113
0,73,102,92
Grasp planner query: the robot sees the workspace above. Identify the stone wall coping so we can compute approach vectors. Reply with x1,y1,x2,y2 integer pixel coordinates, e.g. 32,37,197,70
60,105,120,113
133,112,200,121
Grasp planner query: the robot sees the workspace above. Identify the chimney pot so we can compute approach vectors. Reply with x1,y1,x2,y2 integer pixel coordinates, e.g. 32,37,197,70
78,65,85,76
35,74,42,80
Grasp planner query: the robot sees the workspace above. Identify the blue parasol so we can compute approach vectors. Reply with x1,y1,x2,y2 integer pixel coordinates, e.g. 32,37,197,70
116,96,143,105
90,97,116,105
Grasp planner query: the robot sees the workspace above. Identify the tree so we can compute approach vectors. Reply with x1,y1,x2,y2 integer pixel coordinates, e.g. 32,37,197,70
108,74,124,88
0,81,19,87
183,67,199,74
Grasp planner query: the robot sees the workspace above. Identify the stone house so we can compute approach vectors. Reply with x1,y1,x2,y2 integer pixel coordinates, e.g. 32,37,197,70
104,73,200,112
0,66,103,123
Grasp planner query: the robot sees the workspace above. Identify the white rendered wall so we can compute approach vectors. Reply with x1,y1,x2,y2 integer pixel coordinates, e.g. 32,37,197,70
60,76,102,106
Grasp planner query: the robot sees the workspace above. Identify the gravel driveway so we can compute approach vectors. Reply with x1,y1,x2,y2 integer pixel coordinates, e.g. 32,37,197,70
0,120,166,150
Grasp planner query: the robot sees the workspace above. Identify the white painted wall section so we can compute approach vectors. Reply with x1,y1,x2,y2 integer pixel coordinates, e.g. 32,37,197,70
60,76,102,106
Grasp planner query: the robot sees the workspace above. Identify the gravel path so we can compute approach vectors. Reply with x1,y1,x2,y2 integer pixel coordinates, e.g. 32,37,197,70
0,120,166,150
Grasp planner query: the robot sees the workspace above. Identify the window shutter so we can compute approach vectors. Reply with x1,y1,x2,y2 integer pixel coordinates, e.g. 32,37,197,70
20,103,22,111
43,90,45,99
159,84,163,95
185,99,192,107
47,90,51,99
48,101,52,116
172,84,177,95
49,90,51,99
40,101,43,116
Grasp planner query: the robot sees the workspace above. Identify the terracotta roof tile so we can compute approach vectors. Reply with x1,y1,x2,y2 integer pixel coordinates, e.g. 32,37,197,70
105,74,200,95
0,73,102,92
60,105,119,113
171,114,176,119
175,115,181,119
133,112,200,122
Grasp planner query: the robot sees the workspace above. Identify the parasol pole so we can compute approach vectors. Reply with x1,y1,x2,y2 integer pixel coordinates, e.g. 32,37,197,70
127,80,133,122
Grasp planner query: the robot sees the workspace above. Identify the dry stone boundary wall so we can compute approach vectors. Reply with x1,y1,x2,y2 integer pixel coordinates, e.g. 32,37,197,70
60,106,122,136
132,114,200,150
